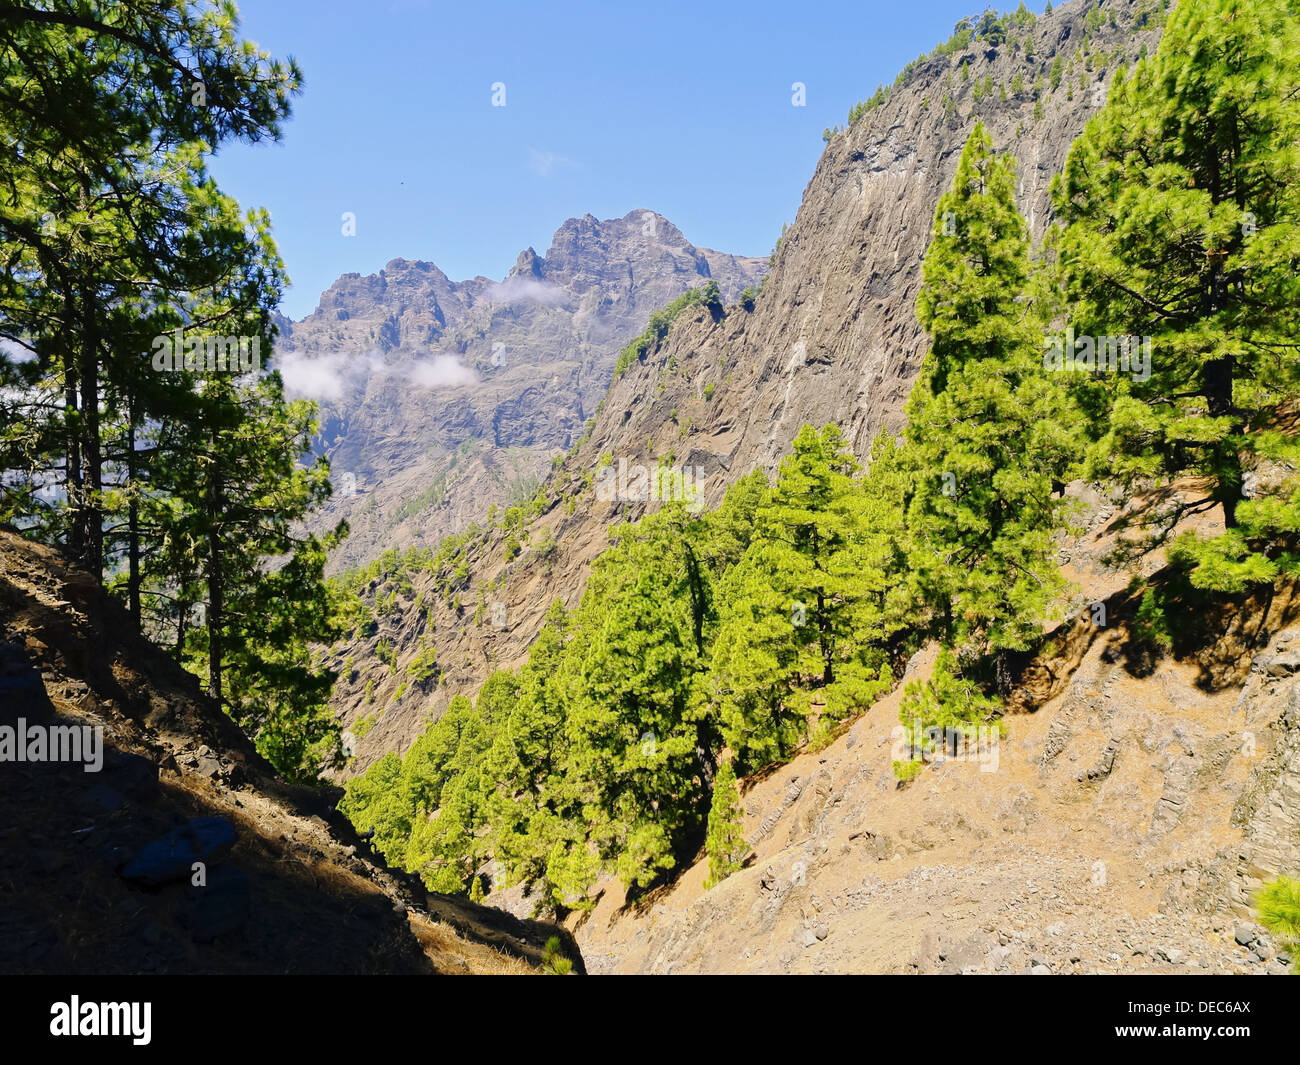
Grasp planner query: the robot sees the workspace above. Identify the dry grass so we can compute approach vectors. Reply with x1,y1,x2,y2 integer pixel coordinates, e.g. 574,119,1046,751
406,911,535,975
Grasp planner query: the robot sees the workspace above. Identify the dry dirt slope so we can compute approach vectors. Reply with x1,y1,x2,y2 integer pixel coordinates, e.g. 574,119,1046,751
568,491,1300,975
0,527,581,974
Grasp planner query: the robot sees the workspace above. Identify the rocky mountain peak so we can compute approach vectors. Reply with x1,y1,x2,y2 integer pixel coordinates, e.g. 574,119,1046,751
287,211,765,572
509,246,544,279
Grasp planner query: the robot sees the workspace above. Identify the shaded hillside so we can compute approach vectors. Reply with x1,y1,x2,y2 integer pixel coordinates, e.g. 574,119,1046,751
0,528,582,974
284,211,765,572
326,0,1165,776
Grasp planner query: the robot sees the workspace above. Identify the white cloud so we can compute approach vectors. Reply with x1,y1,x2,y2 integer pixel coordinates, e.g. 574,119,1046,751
277,348,478,401
528,148,575,178
278,349,354,401
482,275,569,307
407,354,478,389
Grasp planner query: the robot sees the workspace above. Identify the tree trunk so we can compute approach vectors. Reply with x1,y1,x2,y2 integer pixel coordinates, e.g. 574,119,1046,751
127,409,140,625
682,541,706,655
1202,303,1240,530
63,336,82,562
74,178,103,582
206,430,224,706
1201,112,1242,530
76,271,102,582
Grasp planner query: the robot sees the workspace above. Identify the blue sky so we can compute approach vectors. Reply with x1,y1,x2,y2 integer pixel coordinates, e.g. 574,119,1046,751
211,0,1040,320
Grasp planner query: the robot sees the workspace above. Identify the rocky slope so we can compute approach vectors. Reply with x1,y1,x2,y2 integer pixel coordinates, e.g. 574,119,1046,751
568,486,1300,974
0,527,582,974
325,0,1166,776
281,212,764,572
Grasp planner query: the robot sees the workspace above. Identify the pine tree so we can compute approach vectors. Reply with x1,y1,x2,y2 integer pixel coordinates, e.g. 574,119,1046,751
151,362,346,781
711,424,894,769
0,3,341,781
561,507,714,891
402,695,485,814
704,759,748,889
1257,877,1300,974
895,648,1002,777
483,603,576,897
902,122,1078,685
406,764,490,894
859,429,914,638
699,469,768,572
1054,0,1300,591
475,669,521,724
338,753,412,868
0,1,300,580
541,936,573,975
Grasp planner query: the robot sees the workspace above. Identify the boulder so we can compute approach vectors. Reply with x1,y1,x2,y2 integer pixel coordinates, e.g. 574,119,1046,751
120,817,237,887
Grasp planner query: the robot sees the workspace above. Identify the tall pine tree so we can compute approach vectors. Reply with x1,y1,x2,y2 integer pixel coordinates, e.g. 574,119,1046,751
704,758,748,889
1054,0,1300,591
711,424,894,768
902,122,1078,687
0,3,344,781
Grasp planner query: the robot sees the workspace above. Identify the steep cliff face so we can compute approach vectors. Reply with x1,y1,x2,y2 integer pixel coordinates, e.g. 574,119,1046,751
281,212,764,572
327,0,1164,775
587,0,1159,498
